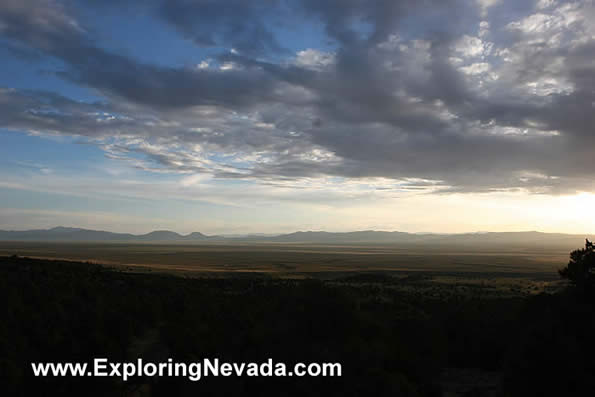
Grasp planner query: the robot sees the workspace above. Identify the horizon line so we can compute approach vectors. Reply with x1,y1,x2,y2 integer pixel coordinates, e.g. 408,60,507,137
1,225,594,237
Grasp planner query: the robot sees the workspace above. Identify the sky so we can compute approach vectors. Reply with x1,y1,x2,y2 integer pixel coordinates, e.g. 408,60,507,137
1,0,594,235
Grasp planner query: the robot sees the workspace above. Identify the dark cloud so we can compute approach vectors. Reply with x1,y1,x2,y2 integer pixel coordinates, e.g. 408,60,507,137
2,0,595,194
158,0,285,56
88,0,286,56
0,0,282,109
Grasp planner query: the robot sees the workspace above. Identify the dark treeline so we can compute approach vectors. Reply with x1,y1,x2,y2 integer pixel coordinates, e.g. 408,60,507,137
0,255,593,396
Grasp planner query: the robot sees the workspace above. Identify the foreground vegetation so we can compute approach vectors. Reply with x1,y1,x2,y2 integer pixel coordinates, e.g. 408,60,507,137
1,255,593,396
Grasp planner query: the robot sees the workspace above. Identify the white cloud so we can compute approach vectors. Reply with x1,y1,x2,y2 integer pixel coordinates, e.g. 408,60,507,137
219,61,238,71
180,174,210,187
294,49,335,71
197,60,210,69
508,13,557,34
377,33,402,50
477,0,501,17
460,62,491,75
454,35,492,58
507,4,582,36
525,77,573,96
479,21,490,37
536,0,557,10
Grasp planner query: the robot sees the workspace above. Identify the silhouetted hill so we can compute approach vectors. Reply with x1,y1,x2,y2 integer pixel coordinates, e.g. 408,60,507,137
0,227,213,242
260,230,423,243
0,227,591,247
239,230,593,249
0,227,136,241
135,230,183,241
182,232,209,240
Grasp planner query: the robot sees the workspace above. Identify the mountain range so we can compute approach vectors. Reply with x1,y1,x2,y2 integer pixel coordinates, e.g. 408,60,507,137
0,227,210,242
0,227,592,247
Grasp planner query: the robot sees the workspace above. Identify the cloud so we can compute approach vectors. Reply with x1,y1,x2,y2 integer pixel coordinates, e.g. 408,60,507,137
477,0,501,17
294,49,336,71
2,0,595,195
159,0,286,57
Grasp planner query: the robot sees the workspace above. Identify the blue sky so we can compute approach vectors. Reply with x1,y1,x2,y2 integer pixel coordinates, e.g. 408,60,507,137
1,0,595,234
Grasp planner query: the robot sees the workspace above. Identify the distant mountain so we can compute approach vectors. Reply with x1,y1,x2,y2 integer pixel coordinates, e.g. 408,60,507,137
0,227,134,242
0,227,591,247
183,232,208,240
243,230,591,248
135,230,183,241
259,230,424,243
0,227,213,242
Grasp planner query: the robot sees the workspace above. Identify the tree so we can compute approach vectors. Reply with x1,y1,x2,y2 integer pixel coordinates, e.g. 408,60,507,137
559,239,595,291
